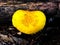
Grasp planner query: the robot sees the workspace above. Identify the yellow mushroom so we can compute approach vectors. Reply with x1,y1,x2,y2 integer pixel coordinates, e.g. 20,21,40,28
12,10,46,34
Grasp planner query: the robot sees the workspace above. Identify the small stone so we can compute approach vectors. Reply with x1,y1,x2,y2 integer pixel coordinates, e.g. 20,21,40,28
17,32,22,35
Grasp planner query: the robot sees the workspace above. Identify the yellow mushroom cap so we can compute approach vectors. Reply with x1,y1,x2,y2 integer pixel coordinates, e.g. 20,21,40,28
12,10,46,34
